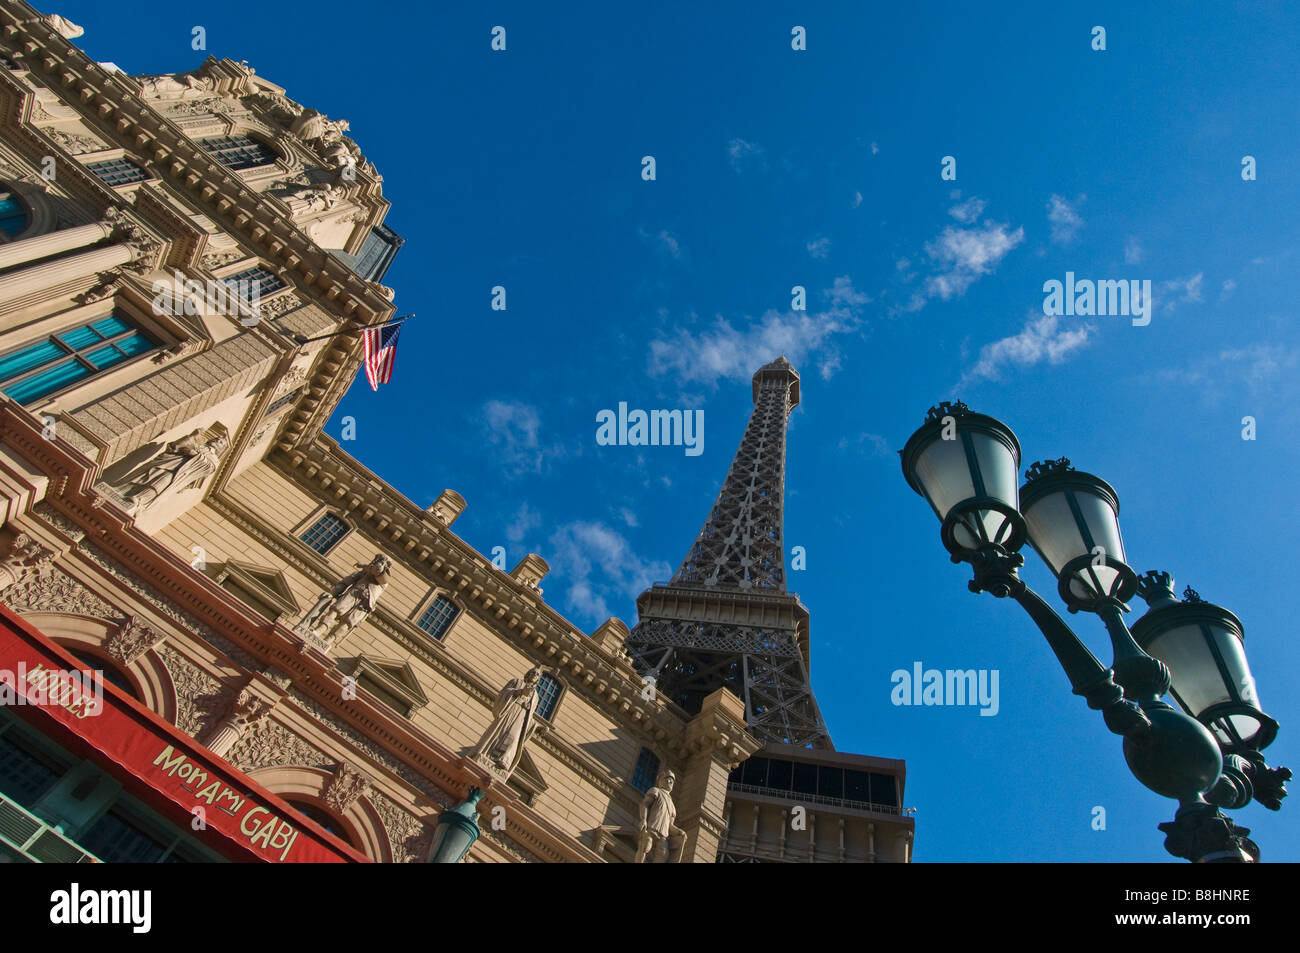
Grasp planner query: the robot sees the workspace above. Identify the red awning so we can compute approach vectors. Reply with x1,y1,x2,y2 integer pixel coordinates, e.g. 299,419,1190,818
0,604,370,863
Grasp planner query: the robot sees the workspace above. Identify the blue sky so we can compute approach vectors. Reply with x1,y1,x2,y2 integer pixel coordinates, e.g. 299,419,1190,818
66,0,1299,861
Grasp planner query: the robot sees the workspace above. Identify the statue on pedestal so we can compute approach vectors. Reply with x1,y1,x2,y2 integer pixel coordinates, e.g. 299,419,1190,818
294,553,391,647
636,769,687,863
471,667,544,779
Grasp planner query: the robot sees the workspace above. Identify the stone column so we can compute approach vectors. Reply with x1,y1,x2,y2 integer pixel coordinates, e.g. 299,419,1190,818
0,242,134,301
674,686,761,862
0,221,114,271
203,687,270,758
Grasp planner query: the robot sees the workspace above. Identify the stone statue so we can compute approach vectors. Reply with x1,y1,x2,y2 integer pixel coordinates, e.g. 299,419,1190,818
294,553,391,646
44,14,84,39
135,72,214,100
281,183,343,213
635,769,687,863
118,430,226,514
471,667,544,778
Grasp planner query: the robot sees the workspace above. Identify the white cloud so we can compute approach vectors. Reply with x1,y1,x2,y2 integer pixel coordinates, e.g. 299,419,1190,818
806,236,831,258
850,191,863,208
915,213,1025,305
959,312,1094,387
546,521,671,623
728,138,764,171
649,277,869,386
948,197,986,224
638,226,681,259
1158,273,1203,312
837,432,891,457
618,506,639,528
826,274,870,309
1159,343,1300,401
1046,193,1085,245
1220,278,1237,301
481,400,563,476
505,502,541,545
1124,236,1144,265
870,141,879,155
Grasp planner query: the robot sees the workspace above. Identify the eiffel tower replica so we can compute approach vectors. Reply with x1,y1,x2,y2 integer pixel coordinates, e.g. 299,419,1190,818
627,357,832,748
626,357,914,861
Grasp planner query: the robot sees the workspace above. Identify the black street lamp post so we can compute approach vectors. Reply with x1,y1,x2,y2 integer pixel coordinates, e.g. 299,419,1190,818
901,401,1289,862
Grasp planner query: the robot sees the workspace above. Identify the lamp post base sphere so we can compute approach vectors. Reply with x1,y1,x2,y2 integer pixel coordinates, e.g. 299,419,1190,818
1122,706,1223,801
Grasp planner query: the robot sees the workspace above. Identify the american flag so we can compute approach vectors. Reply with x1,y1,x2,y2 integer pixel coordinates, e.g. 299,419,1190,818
363,321,403,390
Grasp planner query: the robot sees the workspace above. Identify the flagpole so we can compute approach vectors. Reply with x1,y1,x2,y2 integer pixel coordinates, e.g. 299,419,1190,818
290,314,413,346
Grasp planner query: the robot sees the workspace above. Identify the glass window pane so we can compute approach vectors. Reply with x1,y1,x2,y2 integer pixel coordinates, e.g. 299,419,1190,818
0,730,65,809
0,194,27,236
792,762,817,796
90,316,132,338
85,345,128,370
113,333,155,358
869,773,898,807
58,326,104,349
631,748,660,792
767,757,793,791
740,756,768,787
78,807,169,863
0,340,65,382
535,673,561,720
300,513,348,554
86,158,147,186
4,360,92,403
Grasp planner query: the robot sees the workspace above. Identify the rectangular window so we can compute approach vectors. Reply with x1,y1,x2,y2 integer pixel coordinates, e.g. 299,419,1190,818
86,158,147,186
0,726,68,809
221,266,286,302
0,314,157,405
299,512,348,555
415,596,458,640
263,388,301,417
200,135,278,171
631,748,661,792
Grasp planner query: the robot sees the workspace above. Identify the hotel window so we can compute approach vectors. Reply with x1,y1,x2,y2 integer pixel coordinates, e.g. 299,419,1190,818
263,387,301,417
415,595,458,641
631,748,660,793
0,55,17,69
200,135,278,171
0,722,70,809
299,512,348,555
221,265,286,301
0,188,28,237
86,157,148,186
0,314,157,405
535,672,561,721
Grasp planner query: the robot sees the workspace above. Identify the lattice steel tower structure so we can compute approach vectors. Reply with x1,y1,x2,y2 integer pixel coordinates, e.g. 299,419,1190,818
626,357,832,749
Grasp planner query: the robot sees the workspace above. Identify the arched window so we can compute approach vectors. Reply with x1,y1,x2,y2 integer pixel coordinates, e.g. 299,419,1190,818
299,512,348,554
201,135,278,170
535,672,561,721
65,648,138,700
0,186,28,237
631,748,661,792
415,595,458,641
285,798,358,848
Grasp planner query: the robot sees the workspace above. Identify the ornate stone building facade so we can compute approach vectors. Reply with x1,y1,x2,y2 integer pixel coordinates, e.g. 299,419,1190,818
0,3,912,863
